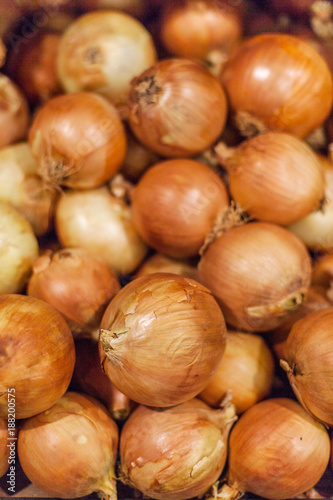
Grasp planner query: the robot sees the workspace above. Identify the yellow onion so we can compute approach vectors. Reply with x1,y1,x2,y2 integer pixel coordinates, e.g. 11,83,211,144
0,74,30,149
29,92,127,190
220,33,333,138
214,397,330,500
72,338,134,420
199,330,274,414
121,127,160,182
135,253,199,282
198,222,312,332
99,273,227,407
55,186,147,275
18,391,119,499
119,398,237,500
0,294,75,419
312,253,333,301
216,132,325,225
131,159,229,258
0,201,39,295
280,307,333,426
0,418,9,477
0,142,58,237
57,10,157,113
27,247,120,337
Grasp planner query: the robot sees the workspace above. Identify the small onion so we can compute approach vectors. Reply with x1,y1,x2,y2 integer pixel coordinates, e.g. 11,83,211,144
55,186,147,275
198,222,312,332
0,74,30,149
220,33,333,138
215,398,330,500
57,10,157,112
281,307,333,426
28,92,127,189
27,247,121,335
135,253,199,282
72,338,133,420
199,330,275,414
127,58,228,157
0,142,58,237
0,418,9,477
159,0,242,60
119,398,237,500
18,392,119,499
99,273,227,407
0,294,75,419
216,132,325,225
131,159,229,258
0,201,39,295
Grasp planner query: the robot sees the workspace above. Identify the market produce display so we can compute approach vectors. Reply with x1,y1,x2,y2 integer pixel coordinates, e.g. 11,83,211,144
1,1,333,499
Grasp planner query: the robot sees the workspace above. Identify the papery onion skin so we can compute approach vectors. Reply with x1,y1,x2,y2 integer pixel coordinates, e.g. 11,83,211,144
220,33,333,139
99,273,227,407
127,58,228,157
198,222,312,332
18,391,119,499
29,92,127,189
135,253,199,282
27,247,121,332
120,398,236,500
0,294,75,419
199,330,274,414
0,418,9,477
221,397,330,500
219,132,325,225
0,201,39,295
55,186,147,275
131,159,229,258
57,10,157,111
281,307,333,426
0,74,30,149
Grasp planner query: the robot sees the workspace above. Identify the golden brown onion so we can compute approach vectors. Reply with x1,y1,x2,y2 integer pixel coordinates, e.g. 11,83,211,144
131,159,229,258
199,330,274,414
135,253,199,281
18,392,119,499
216,132,325,225
99,273,227,407
0,74,30,148
55,186,147,275
127,58,228,157
0,294,75,419
120,398,236,500
198,222,312,332
215,398,330,500
220,33,333,138
29,92,127,189
0,418,9,477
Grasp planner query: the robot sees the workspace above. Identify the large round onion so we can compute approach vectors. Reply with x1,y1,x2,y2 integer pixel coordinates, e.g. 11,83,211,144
119,398,236,500
99,273,227,407
0,294,75,419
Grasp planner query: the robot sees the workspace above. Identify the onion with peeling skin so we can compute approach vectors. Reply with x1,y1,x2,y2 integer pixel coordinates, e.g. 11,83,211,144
55,186,147,275
18,392,119,500
99,273,227,407
0,418,9,477
0,201,39,295
135,253,199,282
0,74,30,149
119,398,237,500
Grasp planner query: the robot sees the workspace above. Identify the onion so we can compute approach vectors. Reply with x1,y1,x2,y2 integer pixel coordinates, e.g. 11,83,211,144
312,253,333,301
0,74,30,149
99,273,227,407
119,398,237,500
0,294,75,419
121,127,160,183
28,92,127,190
131,158,229,258
288,155,333,252
220,33,333,139
72,338,133,420
280,307,333,426
214,397,330,500
78,0,148,18
159,0,242,60
216,132,325,225
57,10,157,113
0,201,39,295
199,330,275,414
135,253,199,282
198,222,312,332
55,186,148,275
127,58,228,157
27,247,121,336
18,391,119,499
0,418,9,477
0,142,58,237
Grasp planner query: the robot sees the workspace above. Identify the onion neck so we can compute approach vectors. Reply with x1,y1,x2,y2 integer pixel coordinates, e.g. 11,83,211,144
134,75,161,105
97,471,117,500
234,111,267,138
207,481,243,500
246,288,307,319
